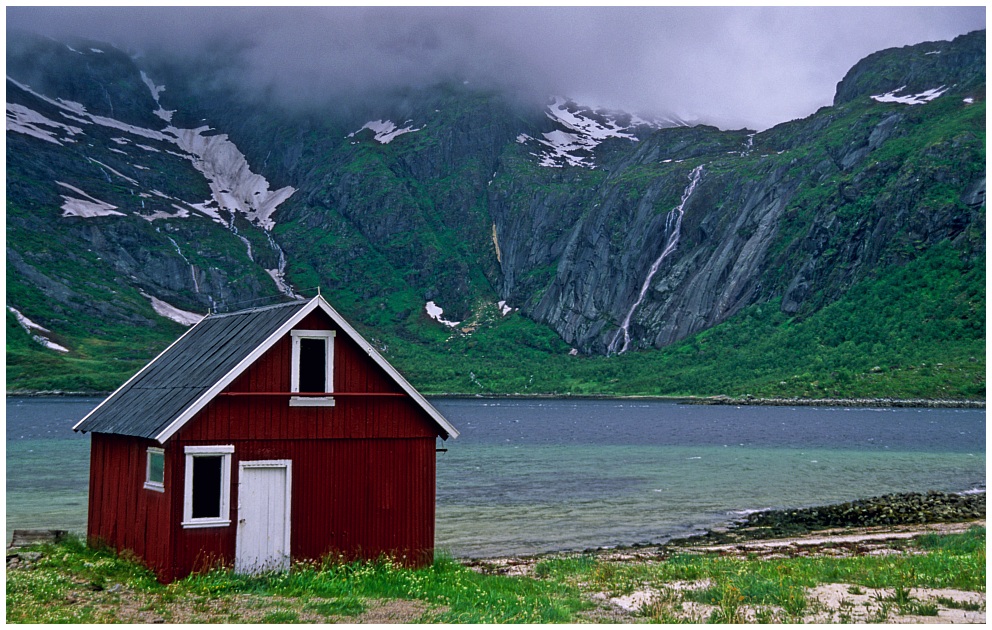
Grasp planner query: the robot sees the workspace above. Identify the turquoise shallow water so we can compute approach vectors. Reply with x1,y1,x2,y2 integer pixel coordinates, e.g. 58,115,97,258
434,443,983,557
431,399,984,557
6,397,985,556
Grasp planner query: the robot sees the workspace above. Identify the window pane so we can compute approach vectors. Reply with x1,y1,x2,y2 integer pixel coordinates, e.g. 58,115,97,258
148,451,164,484
299,338,326,393
191,456,222,519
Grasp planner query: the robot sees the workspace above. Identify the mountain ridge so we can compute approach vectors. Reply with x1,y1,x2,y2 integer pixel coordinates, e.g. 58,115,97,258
6,29,985,398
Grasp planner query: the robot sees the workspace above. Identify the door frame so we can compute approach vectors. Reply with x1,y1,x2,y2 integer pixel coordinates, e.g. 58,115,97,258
235,459,292,573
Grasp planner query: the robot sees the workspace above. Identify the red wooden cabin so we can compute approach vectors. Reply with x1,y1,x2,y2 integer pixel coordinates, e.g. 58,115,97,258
74,295,458,582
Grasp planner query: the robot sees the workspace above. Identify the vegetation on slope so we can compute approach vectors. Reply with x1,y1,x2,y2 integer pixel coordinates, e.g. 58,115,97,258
383,238,984,400
7,235,983,399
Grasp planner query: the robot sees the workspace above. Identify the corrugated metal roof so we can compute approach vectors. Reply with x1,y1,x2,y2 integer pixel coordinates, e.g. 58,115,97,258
75,301,307,439
74,296,458,442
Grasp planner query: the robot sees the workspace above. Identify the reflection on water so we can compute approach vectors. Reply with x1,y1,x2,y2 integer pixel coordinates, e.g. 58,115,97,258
6,397,985,556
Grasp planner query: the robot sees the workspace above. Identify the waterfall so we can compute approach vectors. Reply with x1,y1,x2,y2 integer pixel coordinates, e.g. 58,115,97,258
740,132,756,157
227,212,254,261
264,231,299,298
166,236,200,293
608,165,703,355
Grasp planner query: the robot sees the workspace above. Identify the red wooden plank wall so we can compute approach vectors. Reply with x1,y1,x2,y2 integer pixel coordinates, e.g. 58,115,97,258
88,433,173,581
168,437,436,577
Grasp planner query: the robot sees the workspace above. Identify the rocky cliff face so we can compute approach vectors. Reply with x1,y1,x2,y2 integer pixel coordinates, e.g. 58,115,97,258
485,32,984,353
5,29,985,390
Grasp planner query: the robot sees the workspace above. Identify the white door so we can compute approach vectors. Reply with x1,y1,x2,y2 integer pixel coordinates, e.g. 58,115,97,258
235,460,292,574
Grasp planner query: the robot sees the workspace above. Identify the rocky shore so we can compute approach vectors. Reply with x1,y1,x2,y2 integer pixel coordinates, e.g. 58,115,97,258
466,491,986,624
465,491,986,564
694,395,985,408
655,491,986,549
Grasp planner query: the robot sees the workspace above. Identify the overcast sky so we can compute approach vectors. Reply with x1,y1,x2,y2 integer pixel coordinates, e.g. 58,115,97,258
6,6,986,130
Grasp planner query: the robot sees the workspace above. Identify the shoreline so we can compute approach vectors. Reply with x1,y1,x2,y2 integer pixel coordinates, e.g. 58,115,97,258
426,393,987,409
461,490,986,564
7,390,984,408
691,395,985,409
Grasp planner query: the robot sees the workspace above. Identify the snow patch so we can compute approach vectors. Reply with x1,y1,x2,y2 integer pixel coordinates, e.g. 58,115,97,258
11,76,295,248
165,125,296,230
425,301,461,327
140,71,165,102
8,306,69,352
141,292,203,326
56,181,125,218
6,102,84,145
8,306,49,332
871,85,948,105
498,300,513,316
35,337,69,352
139,207,190,222
349,119,421,144
547,96,639,142
140,71,175,123
88,157,139,185
963,97,975,104
182,201,222,223
520,97,679,169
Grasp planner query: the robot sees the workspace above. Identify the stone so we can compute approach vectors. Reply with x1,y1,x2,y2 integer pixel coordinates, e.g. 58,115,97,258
8,529,67,548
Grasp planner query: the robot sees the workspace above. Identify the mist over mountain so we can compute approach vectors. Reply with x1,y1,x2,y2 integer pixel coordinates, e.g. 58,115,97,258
5,26,985,399
6,6,985,131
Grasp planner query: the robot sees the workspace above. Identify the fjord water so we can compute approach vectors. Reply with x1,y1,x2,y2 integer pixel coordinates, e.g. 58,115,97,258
6,397,985,556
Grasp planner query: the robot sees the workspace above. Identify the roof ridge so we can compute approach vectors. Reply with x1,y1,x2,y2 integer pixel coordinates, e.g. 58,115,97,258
207,299,309,319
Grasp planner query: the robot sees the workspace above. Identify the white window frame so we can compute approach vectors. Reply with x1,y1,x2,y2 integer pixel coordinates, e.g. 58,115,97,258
182,445,234,529
144,447,165,492
290,330,335,407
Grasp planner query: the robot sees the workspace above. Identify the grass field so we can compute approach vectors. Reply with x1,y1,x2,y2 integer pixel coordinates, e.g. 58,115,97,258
6,526,984,624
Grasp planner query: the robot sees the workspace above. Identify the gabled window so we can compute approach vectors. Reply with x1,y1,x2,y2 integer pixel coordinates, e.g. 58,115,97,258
290,330,335,407
182,445,233,528
144,447,165,492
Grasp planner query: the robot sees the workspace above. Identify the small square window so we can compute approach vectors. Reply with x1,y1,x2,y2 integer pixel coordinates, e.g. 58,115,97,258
145,447,165,492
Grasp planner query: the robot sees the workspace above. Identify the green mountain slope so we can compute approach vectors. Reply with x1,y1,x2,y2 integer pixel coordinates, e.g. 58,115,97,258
5,30,985,399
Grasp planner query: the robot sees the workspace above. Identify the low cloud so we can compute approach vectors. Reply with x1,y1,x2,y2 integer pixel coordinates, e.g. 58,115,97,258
7,6,985,130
